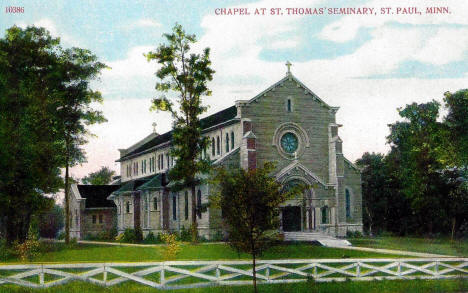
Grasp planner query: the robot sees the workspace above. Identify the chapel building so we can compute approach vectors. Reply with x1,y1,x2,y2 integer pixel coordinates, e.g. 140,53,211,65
106,66,363,239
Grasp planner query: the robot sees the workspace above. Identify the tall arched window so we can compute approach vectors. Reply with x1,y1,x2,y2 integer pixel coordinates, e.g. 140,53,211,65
153,197,158,211
211,138,215,156
287,98,292,112
216,136,220,155
321,206,329,224
126,201,130,214
231,131,235,149
184,191,188,220
345,189,351,219
225,133,230,152
197,190,202,219
172,195,177,220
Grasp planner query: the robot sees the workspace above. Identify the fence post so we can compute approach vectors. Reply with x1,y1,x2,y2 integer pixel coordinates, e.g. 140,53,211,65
265,265,270,281
435,261,439,276
39,264,44,287
160,264,165,287
103,264,107,286
397,261,401,277
313,264,318,280
216,265,220,280
356,262,360,278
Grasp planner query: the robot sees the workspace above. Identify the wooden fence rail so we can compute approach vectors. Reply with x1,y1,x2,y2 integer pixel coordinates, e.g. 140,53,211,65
0,258,467,289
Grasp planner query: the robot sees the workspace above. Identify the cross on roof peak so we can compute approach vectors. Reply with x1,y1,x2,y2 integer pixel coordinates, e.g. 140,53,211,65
285,61,292,75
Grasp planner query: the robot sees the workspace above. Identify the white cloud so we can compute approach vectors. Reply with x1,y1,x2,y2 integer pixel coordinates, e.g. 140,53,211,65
320,0,468,43
73,0,468,181
70,98,173,179
132,19,162,29
33,18,77,46
97,46,158,99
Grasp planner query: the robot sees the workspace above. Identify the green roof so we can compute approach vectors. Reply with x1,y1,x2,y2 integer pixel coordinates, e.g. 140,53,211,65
137,174,163,191
111,177,152,195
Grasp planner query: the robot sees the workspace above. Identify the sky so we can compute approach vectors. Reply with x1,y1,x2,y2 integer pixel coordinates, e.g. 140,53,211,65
2,0,468,181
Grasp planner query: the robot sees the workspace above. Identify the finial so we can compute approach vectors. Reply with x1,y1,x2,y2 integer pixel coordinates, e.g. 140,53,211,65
285,61,292,75
152,122,157,133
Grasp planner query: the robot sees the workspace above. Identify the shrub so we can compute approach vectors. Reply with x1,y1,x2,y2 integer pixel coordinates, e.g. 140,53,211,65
161,233,181,260
121,228,137,243
135,227,143,243
179,226,191,242
57,231,65,240
346,230,363,239
14,228,40,262
211,230,224,242
143,232,162,244
0,238,13,262
118,228,144,243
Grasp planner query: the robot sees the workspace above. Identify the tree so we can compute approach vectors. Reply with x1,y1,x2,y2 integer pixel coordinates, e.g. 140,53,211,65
386,101,447,234
0,26,64,244
38,204,64,239
82,166,116,185
145,24,214,242
356,153,387,235
443,89,468,167
53,47,107,244
212,162,301,293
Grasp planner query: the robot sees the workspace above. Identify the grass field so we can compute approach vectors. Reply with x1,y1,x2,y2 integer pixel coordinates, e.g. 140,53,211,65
2,242,402,264
350,236,468,256
0,279,467,293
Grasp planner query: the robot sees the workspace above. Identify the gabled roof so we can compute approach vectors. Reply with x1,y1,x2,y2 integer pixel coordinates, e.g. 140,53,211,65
76,185,120,208
248,73,337,111
117,72,337,162
109,176,152,198
138,173,163,191
117,106,238,162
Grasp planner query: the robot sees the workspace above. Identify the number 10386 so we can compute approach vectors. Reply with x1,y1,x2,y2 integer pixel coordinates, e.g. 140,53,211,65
5,6,24,13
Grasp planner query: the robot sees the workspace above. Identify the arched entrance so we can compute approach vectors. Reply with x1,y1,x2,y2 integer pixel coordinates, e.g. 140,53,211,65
282,206,301,231
281,179,315,232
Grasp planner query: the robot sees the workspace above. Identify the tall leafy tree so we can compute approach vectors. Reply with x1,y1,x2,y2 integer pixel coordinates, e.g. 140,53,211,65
82,166,116,185
0,26,64,243
443,89,468,167
387,101,447,234
146,24,214,242
356,152,387,235
212,163,301,293
53,47,107,244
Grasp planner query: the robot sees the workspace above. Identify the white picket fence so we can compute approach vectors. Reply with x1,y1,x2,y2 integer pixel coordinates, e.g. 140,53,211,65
0,258,467,289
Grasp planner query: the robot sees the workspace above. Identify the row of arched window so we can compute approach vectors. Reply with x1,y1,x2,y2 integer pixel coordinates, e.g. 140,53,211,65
121,191,204,221
204,131,235,159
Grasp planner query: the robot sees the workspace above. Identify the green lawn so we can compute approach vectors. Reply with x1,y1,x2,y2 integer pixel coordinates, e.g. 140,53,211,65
350,236,468,257
0,279,467,293
1,242,401,264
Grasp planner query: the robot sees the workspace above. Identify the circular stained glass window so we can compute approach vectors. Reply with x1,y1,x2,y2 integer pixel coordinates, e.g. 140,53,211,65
280,132,298,153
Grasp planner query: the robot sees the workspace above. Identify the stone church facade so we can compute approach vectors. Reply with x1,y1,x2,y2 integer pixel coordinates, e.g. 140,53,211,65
107,68,363,239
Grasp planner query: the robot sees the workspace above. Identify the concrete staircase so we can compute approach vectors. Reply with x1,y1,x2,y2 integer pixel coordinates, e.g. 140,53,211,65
283,231,351,247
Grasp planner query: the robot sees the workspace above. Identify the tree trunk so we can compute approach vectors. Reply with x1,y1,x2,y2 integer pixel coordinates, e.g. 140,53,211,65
365,206,373,237
251,242,257,293
191,183,198,243
64,156,70,244
451,217,456,241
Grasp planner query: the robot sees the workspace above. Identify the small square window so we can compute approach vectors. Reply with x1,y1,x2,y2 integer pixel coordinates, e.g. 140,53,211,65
99,214,103,224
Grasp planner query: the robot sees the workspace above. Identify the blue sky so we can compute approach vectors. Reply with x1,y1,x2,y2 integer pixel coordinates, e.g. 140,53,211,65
2,0,468,179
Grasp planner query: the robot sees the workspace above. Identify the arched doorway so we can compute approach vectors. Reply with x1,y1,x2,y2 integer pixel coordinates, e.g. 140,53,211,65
281,179,314,232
